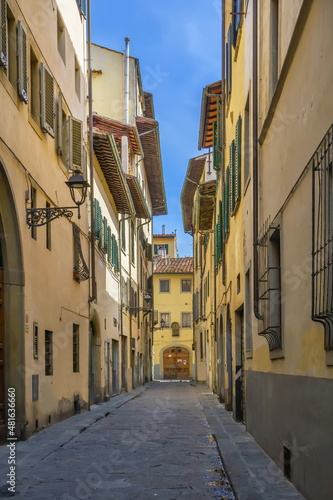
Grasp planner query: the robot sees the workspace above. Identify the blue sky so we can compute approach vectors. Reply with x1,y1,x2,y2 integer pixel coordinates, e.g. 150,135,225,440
91,0,221,257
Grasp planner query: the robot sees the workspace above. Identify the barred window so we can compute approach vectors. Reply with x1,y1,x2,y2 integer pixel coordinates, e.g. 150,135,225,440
45,330,53,376
73,324,79,372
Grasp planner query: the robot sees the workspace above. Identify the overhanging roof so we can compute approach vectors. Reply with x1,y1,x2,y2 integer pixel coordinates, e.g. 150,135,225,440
180,155,207,233
136,116,167,216
198,80,222,150
92,114,143,156
93,131,134,214
198,180,216,231
143,92,155,119
125,174,151,219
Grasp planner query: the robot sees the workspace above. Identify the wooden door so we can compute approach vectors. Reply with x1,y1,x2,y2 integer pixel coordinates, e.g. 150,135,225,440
163,347,189,380
112,340,119,395
0,269,5,443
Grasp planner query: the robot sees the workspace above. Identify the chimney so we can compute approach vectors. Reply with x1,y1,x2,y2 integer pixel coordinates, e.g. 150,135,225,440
162,225,165,234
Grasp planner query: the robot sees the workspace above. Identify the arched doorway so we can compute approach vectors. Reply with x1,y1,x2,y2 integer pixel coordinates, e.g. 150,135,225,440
163,347,190,380
0,161,25,441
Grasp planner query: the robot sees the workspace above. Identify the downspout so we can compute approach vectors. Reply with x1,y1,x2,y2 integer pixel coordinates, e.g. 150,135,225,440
87,0,95,411
88,0,96,303
253,0,263,320
125,37,130,124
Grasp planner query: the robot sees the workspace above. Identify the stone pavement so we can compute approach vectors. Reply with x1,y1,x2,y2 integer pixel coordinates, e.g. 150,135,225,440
0,383,235,500
195,385,305,500
0,382,305,500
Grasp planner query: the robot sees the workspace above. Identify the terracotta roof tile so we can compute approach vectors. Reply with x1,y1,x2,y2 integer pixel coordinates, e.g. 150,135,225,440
154,257,193,274
153,234,176,238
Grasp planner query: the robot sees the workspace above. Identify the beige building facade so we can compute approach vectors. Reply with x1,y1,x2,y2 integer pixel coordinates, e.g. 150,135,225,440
181,1,333,497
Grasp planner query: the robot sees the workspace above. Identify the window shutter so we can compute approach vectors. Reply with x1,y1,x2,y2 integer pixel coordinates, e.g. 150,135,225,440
230,140,236,215
165,244,169,255
225,167,230,235
115,239,119,272
94,199,99,238
17,21,28,103
147,243,153,261
236,115,242,200
40,63,55,137
112,234,116,267
227,25,232,99
107,226,112,261
57,93,63,156
68,117,83,171
219,200,223,261
98,209,102,247
77,0,87,17
214,224,218,273
103,217,107,252
226,41,229,97
0,0,7,68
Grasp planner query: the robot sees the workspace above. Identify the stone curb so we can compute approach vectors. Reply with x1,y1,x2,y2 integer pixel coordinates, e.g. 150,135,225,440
195,385,305,500
0,385,147,492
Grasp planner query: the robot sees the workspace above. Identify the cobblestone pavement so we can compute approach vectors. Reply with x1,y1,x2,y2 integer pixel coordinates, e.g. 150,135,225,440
0,383,235,500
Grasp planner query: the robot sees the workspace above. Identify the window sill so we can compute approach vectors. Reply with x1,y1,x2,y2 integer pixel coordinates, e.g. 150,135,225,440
326,350,333,366
269,348,284,361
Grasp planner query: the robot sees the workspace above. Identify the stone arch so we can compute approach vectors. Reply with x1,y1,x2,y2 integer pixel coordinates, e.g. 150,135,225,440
0,159,25,441
160,344,191,380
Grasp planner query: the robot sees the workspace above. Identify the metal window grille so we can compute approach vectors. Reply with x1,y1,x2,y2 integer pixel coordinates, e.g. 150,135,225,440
73,324,79,372
258,220,282,351
33,323,38,359
312,125,333,349
45,330,53,376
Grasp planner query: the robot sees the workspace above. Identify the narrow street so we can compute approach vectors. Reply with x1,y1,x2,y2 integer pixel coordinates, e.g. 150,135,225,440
0,383,236,500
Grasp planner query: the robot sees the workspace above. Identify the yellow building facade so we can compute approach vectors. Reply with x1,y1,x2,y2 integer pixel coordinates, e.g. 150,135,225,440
153,233,193,380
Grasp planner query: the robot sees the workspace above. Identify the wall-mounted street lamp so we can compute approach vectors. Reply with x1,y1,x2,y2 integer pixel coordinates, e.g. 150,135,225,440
151,317,165,332
26,169,89,227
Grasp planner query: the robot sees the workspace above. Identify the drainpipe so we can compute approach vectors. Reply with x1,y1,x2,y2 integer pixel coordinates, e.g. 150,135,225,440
87,0,96,303
253,0,263,320
87,0,95,411
125,37,130,125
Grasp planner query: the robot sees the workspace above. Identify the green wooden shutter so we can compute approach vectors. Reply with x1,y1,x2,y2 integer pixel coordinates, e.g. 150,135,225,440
17,21,28,104
226,167,230,234
68,117,83,171
236,115,242,200
103,217,107,252
94,199,99,238
57,93,63,156
227,25,232,99
214,224,218,273
213,121,218,171
154,244,158,255
40,63,55,137
115,239,119,272
165,244,169,255
230,140,236,215
0,0,7,68
107,227,112,261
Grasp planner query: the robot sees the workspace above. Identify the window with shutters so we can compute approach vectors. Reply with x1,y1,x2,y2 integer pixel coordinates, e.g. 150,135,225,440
56,93,68,164
182,313,191,328
17,21,28,103
232,0,242,48
73,324,79,372
45,330,53,376
103,216,107,253
235,116,242,202
74,55,80,100
230,140,236,215
160,312,170,328
0,0,7,69
159,280,170,293
30,48,39,123
68,117,83,171
57,11,66,65
107,226,112,262
40,63,55,137
121,219,126,252
244,93,250,188
6,4,16,88
76,0,87,18
181,279,192,293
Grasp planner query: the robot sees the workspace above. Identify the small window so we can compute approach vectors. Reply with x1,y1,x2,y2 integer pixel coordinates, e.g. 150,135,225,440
131,220,135,264
46,201,51,250
159,280,170,293
160,312,170,328
181,279,191,292
270,0,279,98
30,48,39,123
121,219,126,251
182,313,191,328
45,330,53,376
57,11,66,64
200,331,204,361
73,324,79,372
74,55,80,100
237,273,240,295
